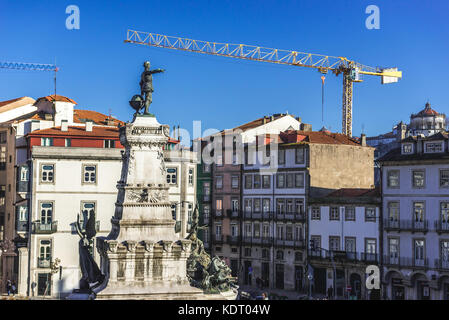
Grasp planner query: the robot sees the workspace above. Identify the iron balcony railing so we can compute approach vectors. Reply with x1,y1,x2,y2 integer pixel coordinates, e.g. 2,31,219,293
213,210,223,218
213,234,224,243
226,209,241,218
275,211,306,222
242,211,274,220
32,221,57,234
383,255,429,269
274,238,305,248
310,250,379,263
383,219,429,232
37,257,51,268
242,236,273,246
242,211,306,221
435,259,449,270
435,221,449,234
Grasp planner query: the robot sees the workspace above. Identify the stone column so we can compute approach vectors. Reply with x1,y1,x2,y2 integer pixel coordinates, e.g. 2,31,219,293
18,247,28,296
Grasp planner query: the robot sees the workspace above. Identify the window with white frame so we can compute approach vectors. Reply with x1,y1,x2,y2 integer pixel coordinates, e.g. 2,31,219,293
413,202,425,222
231,224,238,237
231,198,239,212
402,143,413,154
80,202,95,228
344,206,355,221
244,199,252,213
329,236,340,251
18,206,28,221
171,204,177,220
20,166,29,181
295,225,302,240
388,202,399,221
440,169,449,188
330,207,339,220
365,207,376,222
387,170,400,188
262,199,270,213
311,206,321,220
41,137,53,146
425,142,443,153
365,238,377,254
231,175,239,189
83,165,97,184
414,239,425,264
104,140,115,148
276,199,285,214
166,168,177,185
253,175,261,189
254,199,261,213
215,199,222,215
41,164,54,183
245,223,252,237
65,138,71,147
263,224,270,238
345,237,356,253
0,146,5,170
262,175,270,189
203,205,210,220
245,175,252,189
441,202,449,223
215,224,222,240
276,224,284,240
40,202,53,225
0,185,5,206
39,239,52,262
253,223,260,238
286,173,294,188
286,225,293,240
276,173,285,188
412,170,425,188
215,176,223,189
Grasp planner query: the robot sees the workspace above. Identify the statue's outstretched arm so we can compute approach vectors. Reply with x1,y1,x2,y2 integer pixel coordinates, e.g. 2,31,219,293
151,69,165,74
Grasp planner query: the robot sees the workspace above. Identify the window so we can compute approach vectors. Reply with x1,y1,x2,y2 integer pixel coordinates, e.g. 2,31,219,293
253,175,261,189
254,223,260,238
345,206,355,221
171,204,177,220
365,239,377,259
40,202,53,225
41,137,53,146
388,238,399,262
330,207,340,220
215,224,222,239
187,203,193,231
262,175,270,189
215,246,222,252
413,202,425,222
83,165,97,184
311,207,321,220
0,185,5,206
39,239,52,262
18,206,28,221
276,173,285,188
231,198,239,212
188,168,194,186
104,140,115,148
294,251,303,261
166,168,177,185
231,224,238,237
203,205,210,221
295,148,305,164
441,202,449,223
254,199,261,213
388,202,399,221
329,236,340,251
262,249,270,259
402,143,412,154
203,182,210,201
286,225,293,240
276,250,284,260
295,173,304,188
65,138,71,147
80,202,95,228
414,239,425,264
262,199,270,213
231,175,239,189
365,207,376,222
0,146,5,170
244,248,252,257
387,170,400,188
286,199,294,213
276,199,285,214
276,224,284,239
40,164,54,183
412,170,425,188
262,224,270,238
440,170,449,188
425,142,443,153
244,199,252,213
215,199,222,215
441,241,449,267
286,173,294,188
345,237,356,253
245,223,252,237
311,236,321,251
20,166,29,181
295,225,303,240
278,149,285,165
0,132,6,143
203,163,211,173
244,175,252,189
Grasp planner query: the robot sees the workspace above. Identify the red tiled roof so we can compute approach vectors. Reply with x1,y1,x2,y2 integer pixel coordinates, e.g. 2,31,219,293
73,109,124,126
326,188,380,198
411,102,442,118
280,130,362,146
27,125,120,138
36,94,77,104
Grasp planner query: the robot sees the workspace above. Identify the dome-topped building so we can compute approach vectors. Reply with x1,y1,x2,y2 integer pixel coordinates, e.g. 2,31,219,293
408,102,447,136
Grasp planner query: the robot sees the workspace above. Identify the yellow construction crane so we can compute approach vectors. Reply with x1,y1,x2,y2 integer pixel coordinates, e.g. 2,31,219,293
124,29,402,137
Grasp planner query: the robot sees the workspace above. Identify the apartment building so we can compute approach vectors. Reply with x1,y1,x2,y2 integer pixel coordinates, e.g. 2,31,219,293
308,188,381,299
379,131,449,300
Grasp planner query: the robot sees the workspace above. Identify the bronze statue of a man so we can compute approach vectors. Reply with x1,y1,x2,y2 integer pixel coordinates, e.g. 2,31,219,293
140,61,164,114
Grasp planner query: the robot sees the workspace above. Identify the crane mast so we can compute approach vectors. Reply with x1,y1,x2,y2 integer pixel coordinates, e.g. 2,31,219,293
125,29,402,137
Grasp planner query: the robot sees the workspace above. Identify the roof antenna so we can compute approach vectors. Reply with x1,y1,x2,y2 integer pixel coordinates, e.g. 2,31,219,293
321,75,326,124
54,57,58,97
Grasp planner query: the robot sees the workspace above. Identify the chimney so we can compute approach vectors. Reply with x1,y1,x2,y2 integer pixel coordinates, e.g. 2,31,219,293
61,120,68,132
106,118,115,126
30,120,41,132
361,133,366,147
85,120,93,132
177,125,180,141
300,123,312,132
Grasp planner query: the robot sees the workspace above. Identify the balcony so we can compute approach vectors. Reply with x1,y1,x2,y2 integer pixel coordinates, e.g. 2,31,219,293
360,252,379,263
383,219,429,233
383,255,429,269
33,221,57,234
435,259,449,271
226,209,241,219
309,250,379,263
242,236,272,246
226,235,240,245
37,257,51,268
274,238,305,248
242,211,274,220
275,211,306,222
435,221,449,234
213,234,224,243
213,210,223,218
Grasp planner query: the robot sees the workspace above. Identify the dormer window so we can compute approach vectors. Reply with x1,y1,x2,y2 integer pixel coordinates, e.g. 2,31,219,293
402,143,413,154
425,142,443,153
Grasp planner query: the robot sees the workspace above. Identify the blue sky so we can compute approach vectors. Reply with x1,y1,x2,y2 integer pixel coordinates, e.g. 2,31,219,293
1,0,448,140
